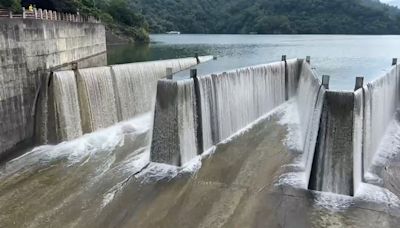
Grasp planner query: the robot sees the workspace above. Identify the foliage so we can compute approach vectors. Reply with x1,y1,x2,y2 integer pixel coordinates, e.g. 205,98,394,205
130,0,400,34
24,0,149,42
0,0,21,12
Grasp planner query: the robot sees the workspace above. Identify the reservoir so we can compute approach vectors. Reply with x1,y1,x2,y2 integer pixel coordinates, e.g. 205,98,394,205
109,34,400,90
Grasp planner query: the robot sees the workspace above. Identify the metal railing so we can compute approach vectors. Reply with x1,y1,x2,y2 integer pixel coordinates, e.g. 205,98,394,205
0,7,100,23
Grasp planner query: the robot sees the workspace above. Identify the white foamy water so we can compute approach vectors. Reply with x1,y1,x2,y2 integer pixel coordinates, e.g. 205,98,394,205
362,65,400,172
77,66,119,133
198,60,300,151
52,71,83,141
111,57,199,120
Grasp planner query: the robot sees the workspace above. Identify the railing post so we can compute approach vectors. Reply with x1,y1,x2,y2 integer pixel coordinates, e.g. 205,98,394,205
190,68,204,155
354,76,364,91
166,67,173,79
44,10,48,19
34,8,37,19
195,53,200,64
22,7,26,18
306,56,311,64
282,55,289,100
392,58,398,66
322,75,330,90
9,10,12,18
38,9,43,19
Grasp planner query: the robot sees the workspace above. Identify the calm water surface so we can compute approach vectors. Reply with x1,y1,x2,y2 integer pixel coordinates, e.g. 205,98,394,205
108,34,400,90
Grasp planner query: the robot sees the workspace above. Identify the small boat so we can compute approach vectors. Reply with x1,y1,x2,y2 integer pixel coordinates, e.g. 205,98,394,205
166,31,181,35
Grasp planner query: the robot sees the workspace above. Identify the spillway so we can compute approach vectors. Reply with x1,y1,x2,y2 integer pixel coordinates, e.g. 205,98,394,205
50,71,83,142
36,56,211,144
77,67,119,133
152,59,302,165
362,66,400,172
151,79,198,165
111,58,199,120
309,92,354,195
295,61,326,187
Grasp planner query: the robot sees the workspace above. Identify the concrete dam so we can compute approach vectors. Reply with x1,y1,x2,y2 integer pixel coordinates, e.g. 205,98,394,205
1,13,400,227
0,15,106,160
150,57,400,199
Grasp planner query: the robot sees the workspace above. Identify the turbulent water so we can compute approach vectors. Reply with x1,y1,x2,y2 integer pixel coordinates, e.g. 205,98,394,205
77,67,119,133
110,58,199,120
151,79,198,165
362,65,400,172
309,92,354,195
51,71,83,141
0,114,152,227
295,61,326,188
198,60,299,151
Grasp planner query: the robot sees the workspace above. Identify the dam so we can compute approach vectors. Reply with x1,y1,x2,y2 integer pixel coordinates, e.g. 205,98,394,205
1,10,400,227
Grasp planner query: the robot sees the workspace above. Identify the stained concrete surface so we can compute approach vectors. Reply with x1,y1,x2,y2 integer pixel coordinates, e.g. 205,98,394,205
0,111,400,227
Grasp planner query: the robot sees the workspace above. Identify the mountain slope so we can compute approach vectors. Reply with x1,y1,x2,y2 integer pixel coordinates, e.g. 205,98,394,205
131,0,400,34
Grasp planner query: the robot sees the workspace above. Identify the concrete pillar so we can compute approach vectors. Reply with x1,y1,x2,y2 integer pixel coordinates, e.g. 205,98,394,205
43,10,48,19
392,58,398,66
322,75,330,90
190,69,198,78
34,8,37,19
49,10,53,20
38,9,43,19
166,67,173,79
22,7,26,18
354,77,364,91
281,55,287,61
306,56,311,64
9,10,12,18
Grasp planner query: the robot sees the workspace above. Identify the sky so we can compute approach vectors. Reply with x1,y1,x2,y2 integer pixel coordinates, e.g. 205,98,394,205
380,0,400,7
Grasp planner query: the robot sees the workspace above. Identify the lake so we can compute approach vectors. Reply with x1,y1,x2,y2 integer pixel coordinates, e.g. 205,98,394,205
107,34,400,90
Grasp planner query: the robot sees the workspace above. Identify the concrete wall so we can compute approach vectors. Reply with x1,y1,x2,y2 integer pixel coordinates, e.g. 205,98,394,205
42,57,210,145
151,59,303,166
0,18,106,159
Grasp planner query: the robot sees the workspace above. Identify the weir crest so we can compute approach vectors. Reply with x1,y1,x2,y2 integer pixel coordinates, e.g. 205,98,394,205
150,57,400,197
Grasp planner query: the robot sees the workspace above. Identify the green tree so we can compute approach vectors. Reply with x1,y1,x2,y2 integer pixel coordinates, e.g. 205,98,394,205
0,0,21,12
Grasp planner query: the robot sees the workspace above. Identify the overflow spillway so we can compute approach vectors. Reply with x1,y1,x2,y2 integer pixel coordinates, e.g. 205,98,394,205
151,59,302,165
150,57,400,197
309,91,354,196
39,56,213,144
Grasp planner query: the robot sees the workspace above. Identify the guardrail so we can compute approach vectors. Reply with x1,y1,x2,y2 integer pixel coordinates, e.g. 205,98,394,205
0,7,100,23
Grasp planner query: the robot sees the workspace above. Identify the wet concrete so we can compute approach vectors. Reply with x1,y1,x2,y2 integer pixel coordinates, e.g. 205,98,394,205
1,110,400,227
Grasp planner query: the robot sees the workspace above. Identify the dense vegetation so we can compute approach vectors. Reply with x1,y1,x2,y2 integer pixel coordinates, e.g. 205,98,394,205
131,0,400,34
1,0,149,42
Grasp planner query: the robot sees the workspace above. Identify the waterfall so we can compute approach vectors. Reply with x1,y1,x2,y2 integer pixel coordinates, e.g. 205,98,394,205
177,80,198,164
77,67,119,133
110,57,199,121
296,61,326,187
151,79,198,166
358,65,400,174
52,71,83,141
309,92,354,195
198,61,300,151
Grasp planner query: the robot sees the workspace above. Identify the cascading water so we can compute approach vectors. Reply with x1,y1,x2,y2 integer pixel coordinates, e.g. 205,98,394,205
51,71,83,141
295,61,326,188
110,58,198,121
177,79,198,164
362,65,400,172
77,67,119,133
309,92,354,195
198,61,301,150
151,79,198,165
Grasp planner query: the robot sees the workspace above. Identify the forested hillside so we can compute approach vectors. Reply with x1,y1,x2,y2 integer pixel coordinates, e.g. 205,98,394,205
1,0,149,42
131,0,400,34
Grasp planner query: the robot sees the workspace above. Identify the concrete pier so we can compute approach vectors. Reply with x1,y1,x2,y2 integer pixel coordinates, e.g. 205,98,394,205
0,18,106,160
